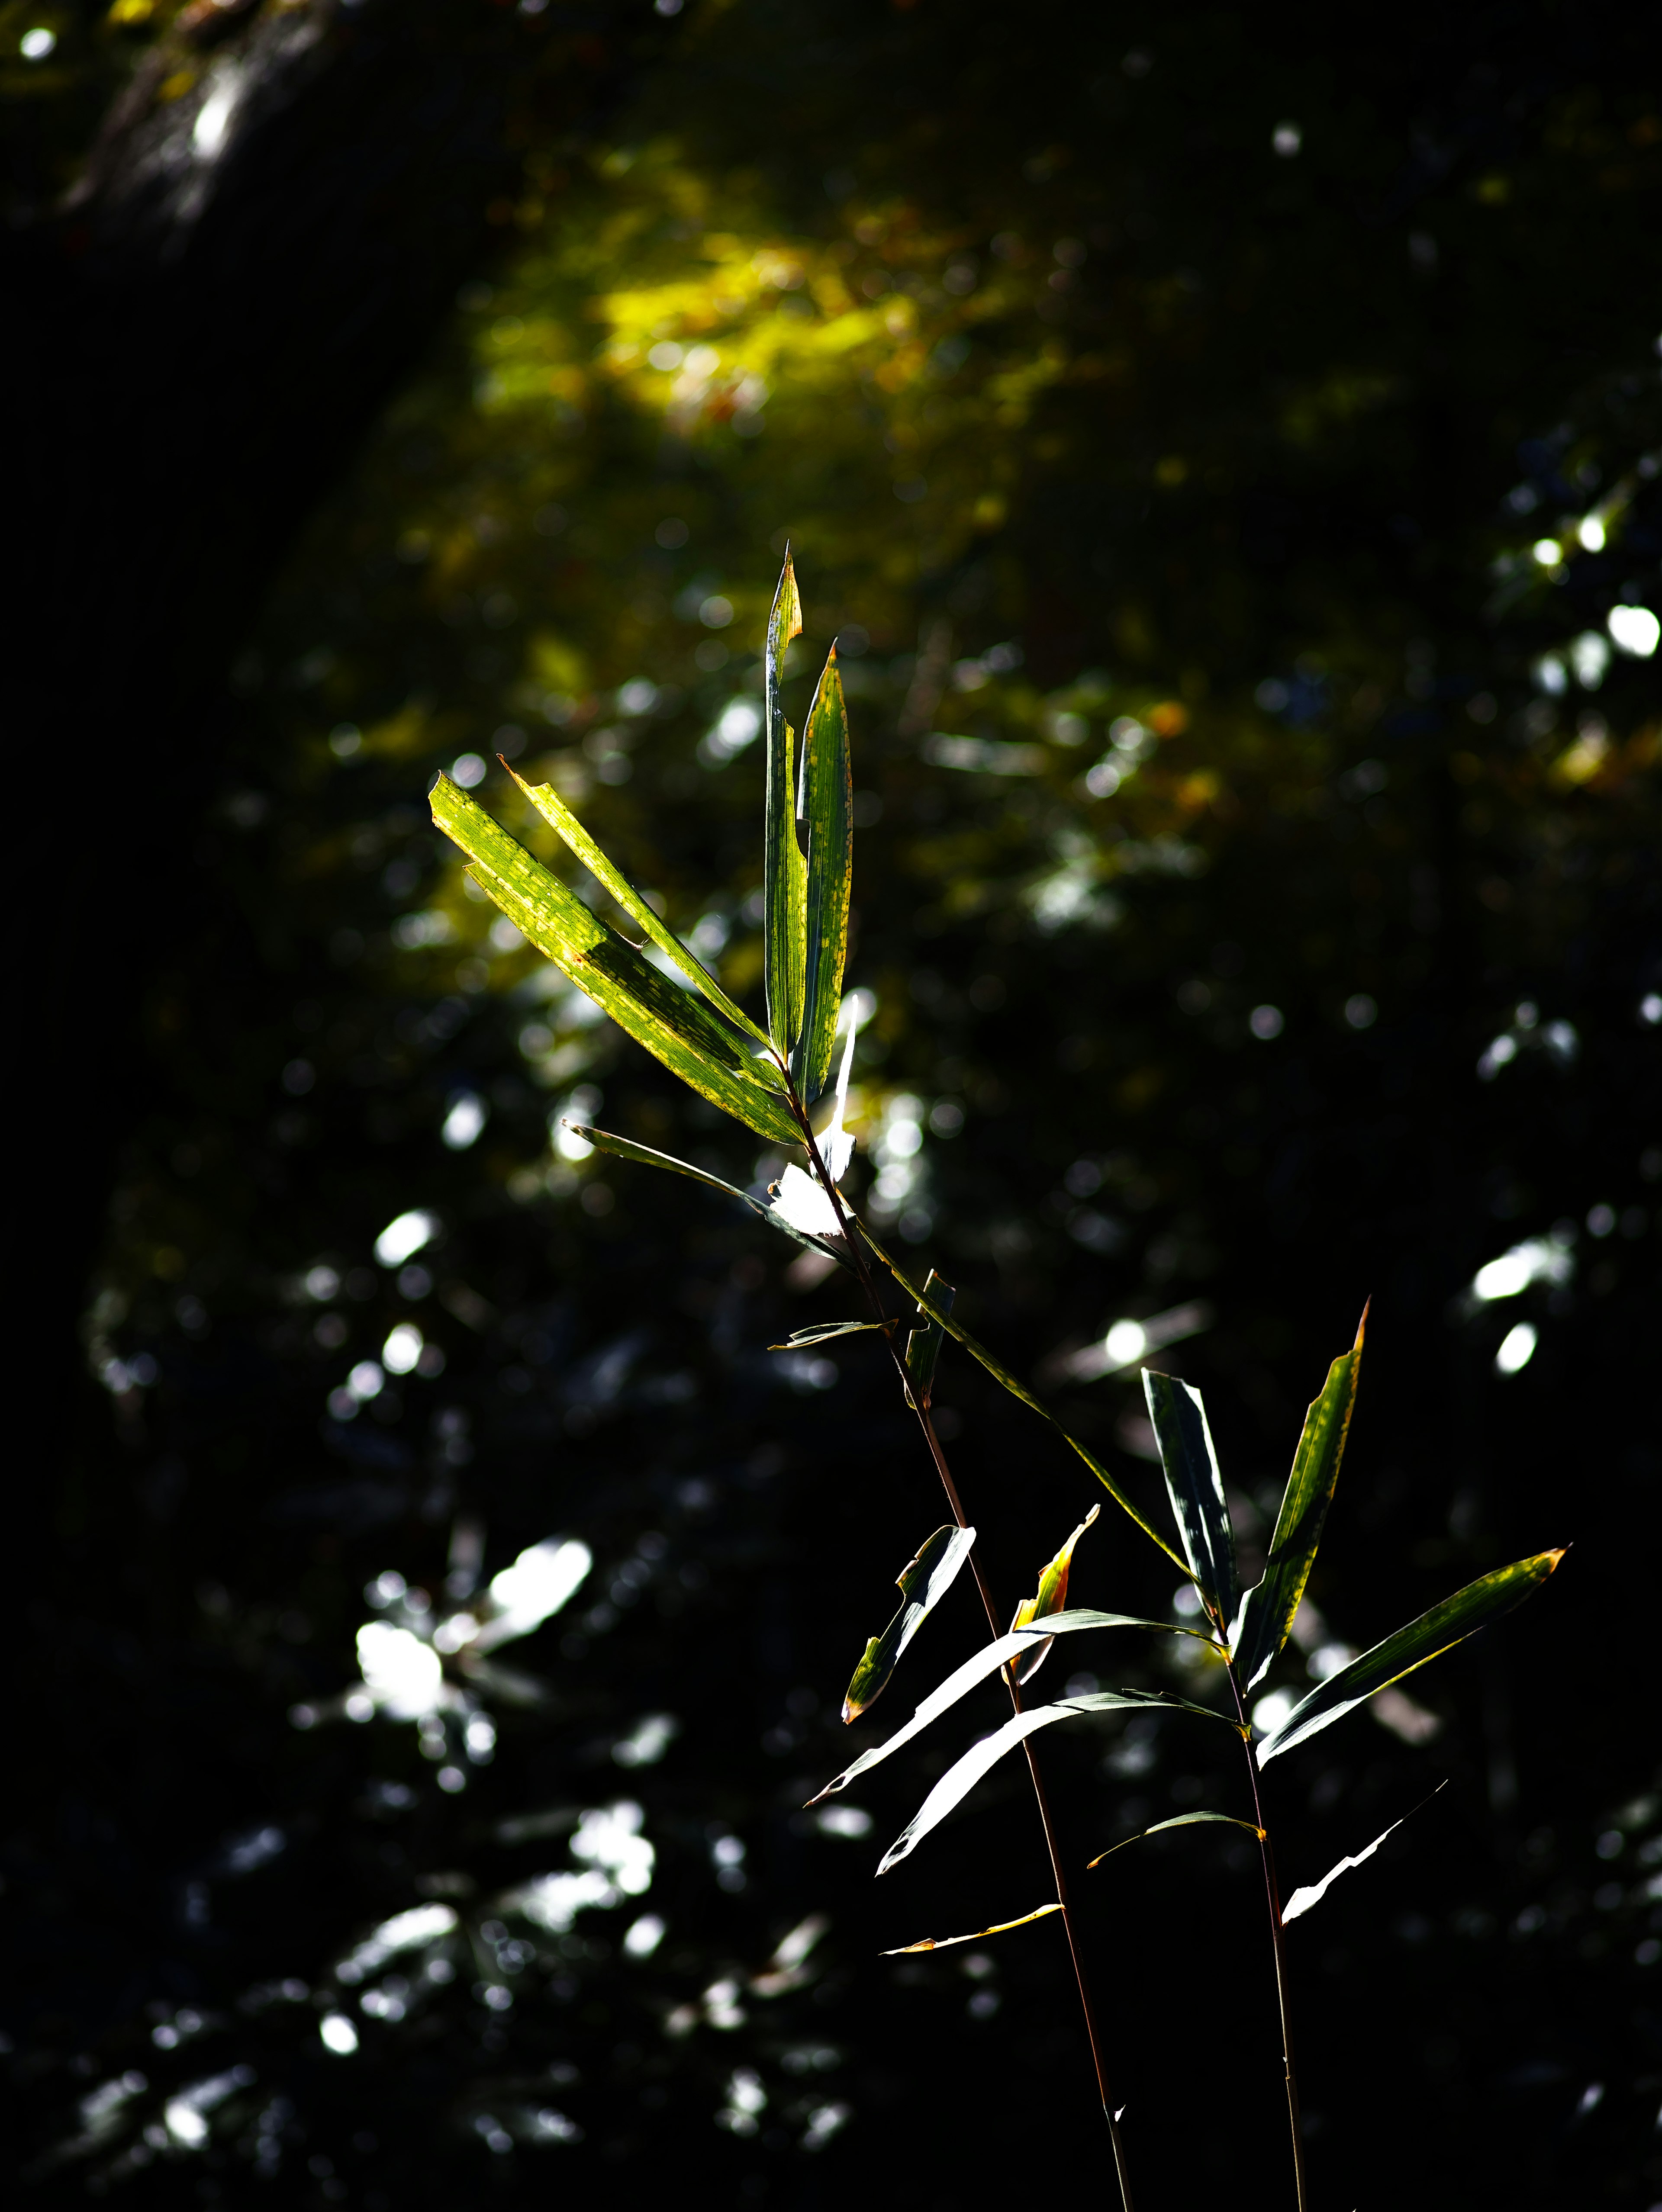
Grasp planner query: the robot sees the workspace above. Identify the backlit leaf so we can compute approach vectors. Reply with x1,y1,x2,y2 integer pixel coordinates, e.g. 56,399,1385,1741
1257,1550,1566,1764
1006,1505,1099,1688
878,1689,1240,1874
505,763,776,1055
763,554,806,1056
1230,1307,1367,1691
902,1269,953,1410
1280,1787,1445,1923
432,775,802,1145
770,1321,887,1349
858,1225,1189,1572
792,645,853,1101
882,1902,1061,1955
808,1609,1224,1805
1087,1811,1263,1868
841,1524,978,1723
564,1124,853,1267
1144,1369,1238,1632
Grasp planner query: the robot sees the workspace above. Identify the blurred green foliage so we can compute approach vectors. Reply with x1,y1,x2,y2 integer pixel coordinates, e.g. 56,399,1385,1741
8,3,1660,2205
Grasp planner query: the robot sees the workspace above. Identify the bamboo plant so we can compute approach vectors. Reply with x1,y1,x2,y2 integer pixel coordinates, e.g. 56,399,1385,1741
431,556,1565,2209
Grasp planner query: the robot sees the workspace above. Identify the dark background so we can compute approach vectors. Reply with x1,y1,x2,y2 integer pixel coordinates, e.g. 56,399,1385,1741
3,1,1658,2204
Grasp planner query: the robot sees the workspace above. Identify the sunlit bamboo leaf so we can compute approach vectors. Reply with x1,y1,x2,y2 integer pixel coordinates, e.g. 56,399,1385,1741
1229,1307,1367,1691
1144,1370,1238,1632
903,1269,954,1410
809,1610,1225,1805
841,1524,978,1723
882,1902,1062,1955
1087,1811,1263,1868
1257,1550,1565,1765
1006,1505,1099,1688
432,776,802,1145
858,1224,1189,1572
878,1689,1241,1874
791,645,853,1100
564,1123,854,1268
1280,1787,1445,1923
770,1321,887,1349
763,554,806,1056
505,762,776,1056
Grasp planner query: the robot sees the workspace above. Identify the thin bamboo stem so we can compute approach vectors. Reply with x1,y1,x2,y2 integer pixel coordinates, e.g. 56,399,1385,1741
1227,1663,1308,2212
792,1104,1135,2210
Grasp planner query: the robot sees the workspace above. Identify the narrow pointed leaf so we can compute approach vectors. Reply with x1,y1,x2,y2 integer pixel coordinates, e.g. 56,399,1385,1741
1007,1504,1099,1688
792,646,853,1100
903,1270,953,1410
883,1902,1061,1955
1258,1550,1565,1764
1281,1785,1446,1923
878,1689,1241,1874
842,1525,977,1722
763,556,806,1055
1144,1370,1238,1631
1087,1812,1263,1868
506,762,776,1054
770,1321,887,1349
1230,1306,1367,1690
432,776,801,1145
858,1224,1189,1572
564,1124,853,1268
808,1608,1220,1804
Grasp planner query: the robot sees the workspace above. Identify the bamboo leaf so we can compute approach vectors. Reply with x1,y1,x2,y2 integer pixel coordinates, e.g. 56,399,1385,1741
1144,1369,1239,1633
808,1609,1223,1805
1006,1505,1099,1688
842,1525,978,1723
1230,1307,1367,1691
763,555,806,1055
565,1124,854,1269
505,763,776,1055
903,1269,953,1410
1280,1787,1445,1924
882,1902,1061,1955
857,1223,1189,1572
792,645,853,1100
770,1321,887,1349
1087,1812,1263,1868
878,1690,1241,1874
1257,1550,1566,1765
431,775,802,1146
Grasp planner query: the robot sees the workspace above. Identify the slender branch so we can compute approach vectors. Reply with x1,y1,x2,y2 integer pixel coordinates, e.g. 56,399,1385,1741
792,1101,1135,2210
1226,1663,1308,2212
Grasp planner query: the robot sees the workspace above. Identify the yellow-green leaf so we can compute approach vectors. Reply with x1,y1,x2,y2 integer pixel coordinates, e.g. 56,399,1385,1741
431,775,801,1145
1257,1549,1566,1764
792,645,853,1100
505,761,777,1055
564,1123,854,1267
902,1268,953,1410
1230,1306,1367,1691
1006,1504,1099,1688
1087,1811,1263,1869
842,1524,977,1723
882,1902,1061,1955
763,554,806,1055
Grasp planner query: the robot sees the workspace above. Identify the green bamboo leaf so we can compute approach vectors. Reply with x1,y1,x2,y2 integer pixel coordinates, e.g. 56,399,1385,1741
902,1269,953,1410
882,1901,1062,1955
842,1524,978,1723
1144,1370,1239,1633
808,1608,1222,1805
1087,1812,1263,1868
877,1689,1241,1874
770,1321,887,1349
791,645,853,1100
1258,1549,1566,1765
564,1123,854,1268
859,1223,1188,1572
431,775,802,1147
1006,1504,1099,1688
763,554,807,1056
1229,1306,1367,1690
505,762,777,1055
